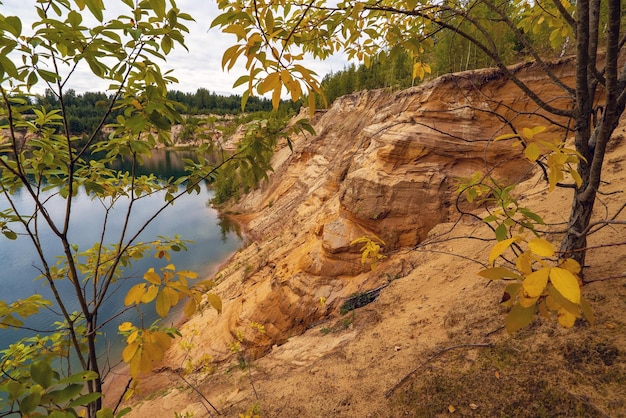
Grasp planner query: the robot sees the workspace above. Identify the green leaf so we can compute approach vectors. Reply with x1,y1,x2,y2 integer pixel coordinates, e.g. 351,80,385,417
41,384,83,404
67,391,102,408
161,35,173,54
3,229,17,240
57,370,99,385
38,69,61,83
505,303,535,333
31,360,53,388
97,407,115,418
20,392,41,414
85,0,104,22
116,407,133,417
518,207,544,224
48,411,73,418
494,223,507,241
150,0,166,19
4,16,22,37
501,282,522,307
580,298,595,325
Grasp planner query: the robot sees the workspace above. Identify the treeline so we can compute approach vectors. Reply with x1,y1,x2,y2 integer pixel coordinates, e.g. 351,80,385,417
30,88,300,136
316,2,564,108
166,88,291,115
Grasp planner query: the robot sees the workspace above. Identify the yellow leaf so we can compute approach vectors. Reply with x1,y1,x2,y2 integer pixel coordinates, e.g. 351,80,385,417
144,342,164,363
222,24,247,40
163,286,179,307
129,355,142,379
494,133,521,142
122,341,139,363
519,293,539,308
308,89,316,117
184,298,197,317
155,290,170,318
568,166,583,187
559,258,581,274
522,268,549,297
412,62,425,80
207,293,222,314
448,405,456,413
528,238,555,257
522,127,534,139
127,330,139,344
549,267,581,304
524,142,540,162
547,165,561,192
152,331,172,349
164,263,175,271
124,283,147,306
523,125,546,139
143,268,161,285
557,307,577,328
489,237,518,265
176,270,198,279
118,321,134,332
516,251,533,275
272,84,281,110
141,285,159,304
259,72,280,94
139,349,152,374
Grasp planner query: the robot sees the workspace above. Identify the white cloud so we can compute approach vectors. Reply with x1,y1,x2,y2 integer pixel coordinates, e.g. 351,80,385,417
2,1,349,96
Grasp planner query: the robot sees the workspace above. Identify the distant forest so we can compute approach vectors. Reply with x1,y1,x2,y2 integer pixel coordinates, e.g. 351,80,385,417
21,19,538,138
29,88,298,136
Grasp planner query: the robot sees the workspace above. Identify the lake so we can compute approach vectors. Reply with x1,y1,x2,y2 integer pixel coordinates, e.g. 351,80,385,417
0,149,243,354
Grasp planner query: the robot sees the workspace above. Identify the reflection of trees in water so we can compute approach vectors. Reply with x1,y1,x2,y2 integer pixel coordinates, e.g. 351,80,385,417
216,213,243,242
111,149,221,180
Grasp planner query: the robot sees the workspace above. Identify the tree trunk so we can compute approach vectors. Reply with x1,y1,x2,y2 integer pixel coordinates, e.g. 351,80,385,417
559,186,596,271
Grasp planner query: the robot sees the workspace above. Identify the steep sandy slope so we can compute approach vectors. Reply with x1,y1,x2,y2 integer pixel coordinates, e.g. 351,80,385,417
105,60,626,417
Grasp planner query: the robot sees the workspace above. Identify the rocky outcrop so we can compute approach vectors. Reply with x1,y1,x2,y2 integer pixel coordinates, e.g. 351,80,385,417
162,61,577,367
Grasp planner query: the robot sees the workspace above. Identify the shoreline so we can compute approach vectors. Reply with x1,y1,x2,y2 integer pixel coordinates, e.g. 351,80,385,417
102,208,251,407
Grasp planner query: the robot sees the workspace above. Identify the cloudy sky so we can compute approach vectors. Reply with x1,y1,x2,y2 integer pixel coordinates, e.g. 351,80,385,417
3,1,348,96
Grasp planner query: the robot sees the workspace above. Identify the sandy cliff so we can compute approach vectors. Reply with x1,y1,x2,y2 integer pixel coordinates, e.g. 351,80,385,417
106,60,626,417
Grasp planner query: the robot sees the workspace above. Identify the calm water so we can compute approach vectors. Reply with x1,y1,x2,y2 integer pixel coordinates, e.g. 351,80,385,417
0,149,242,353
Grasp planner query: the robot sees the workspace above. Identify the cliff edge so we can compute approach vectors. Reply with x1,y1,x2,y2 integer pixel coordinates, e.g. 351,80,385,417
106,60,626,417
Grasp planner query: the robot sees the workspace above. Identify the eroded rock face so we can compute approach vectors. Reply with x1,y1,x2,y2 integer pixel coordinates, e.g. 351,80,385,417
163,62,576,366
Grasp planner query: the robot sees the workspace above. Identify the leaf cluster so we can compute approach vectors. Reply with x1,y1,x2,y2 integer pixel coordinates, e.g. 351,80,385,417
351,235,386,271
481,237,593,333
0,359,104,417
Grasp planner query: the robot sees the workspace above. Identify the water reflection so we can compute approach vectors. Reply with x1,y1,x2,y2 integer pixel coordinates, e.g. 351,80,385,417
0,149,242,353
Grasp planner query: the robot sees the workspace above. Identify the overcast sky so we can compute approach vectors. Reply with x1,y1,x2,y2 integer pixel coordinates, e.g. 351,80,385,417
3,1,348,96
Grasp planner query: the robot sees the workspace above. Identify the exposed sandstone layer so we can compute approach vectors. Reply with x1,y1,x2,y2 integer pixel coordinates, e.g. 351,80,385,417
104,59,626,417
155,62,579,365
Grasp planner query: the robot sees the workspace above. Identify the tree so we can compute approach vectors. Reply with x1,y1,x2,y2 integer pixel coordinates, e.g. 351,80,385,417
0,1,230,416
212,0,625,329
